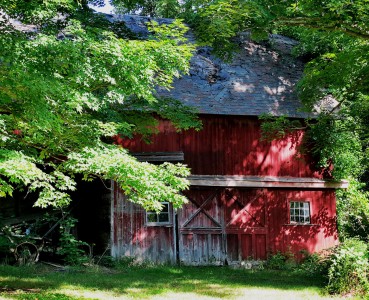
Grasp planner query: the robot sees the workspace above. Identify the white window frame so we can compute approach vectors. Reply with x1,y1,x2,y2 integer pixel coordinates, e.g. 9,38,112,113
289,201,311,225
146,202,172,226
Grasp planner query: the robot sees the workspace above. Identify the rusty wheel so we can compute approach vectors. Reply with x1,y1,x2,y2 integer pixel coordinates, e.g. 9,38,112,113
14,242,39,265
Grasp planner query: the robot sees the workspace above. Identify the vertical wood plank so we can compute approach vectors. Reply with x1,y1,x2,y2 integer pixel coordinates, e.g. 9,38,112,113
117,116,318,178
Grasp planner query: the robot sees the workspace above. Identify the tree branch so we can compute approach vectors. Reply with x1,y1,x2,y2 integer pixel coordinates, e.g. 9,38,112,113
276,17,369,40
0,129,67,162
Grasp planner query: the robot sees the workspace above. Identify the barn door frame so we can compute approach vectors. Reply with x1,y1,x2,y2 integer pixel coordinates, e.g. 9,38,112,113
177,187,268,265
177,188,225,265
224,188,268,262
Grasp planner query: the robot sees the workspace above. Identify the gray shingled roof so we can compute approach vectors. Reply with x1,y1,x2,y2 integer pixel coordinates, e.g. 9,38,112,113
158,37,306,118
105,14,308,118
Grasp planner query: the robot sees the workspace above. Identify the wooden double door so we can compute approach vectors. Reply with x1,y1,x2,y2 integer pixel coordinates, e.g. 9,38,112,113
178,188,267,265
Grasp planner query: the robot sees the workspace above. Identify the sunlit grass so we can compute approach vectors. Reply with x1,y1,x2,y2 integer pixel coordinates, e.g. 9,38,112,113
0,264,361,299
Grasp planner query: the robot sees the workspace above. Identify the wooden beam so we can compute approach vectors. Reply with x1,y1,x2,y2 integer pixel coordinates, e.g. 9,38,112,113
188,175,348,189
132,151,184,162
182,189,222,228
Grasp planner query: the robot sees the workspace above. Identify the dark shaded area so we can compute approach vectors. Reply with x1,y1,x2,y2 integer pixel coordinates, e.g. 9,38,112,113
72,178,111,255
0,190,44,226
0,178,111,264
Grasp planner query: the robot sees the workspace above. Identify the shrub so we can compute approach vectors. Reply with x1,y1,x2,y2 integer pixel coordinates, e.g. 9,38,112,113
56,216,89,265
266,251,296,270
298,250,332,277
112,256,136,269
326,238,369,295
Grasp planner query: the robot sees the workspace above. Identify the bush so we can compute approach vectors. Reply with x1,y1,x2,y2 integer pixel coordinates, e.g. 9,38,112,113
326,238,369,295
56,216,89,266
266,250,331,277
298,250,333,276
266,252,296,270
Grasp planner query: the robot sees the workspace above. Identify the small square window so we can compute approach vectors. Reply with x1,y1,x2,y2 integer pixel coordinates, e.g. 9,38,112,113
146,202,171,226
290,201,310,224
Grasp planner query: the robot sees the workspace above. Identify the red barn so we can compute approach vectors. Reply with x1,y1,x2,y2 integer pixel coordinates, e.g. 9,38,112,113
110,16,347,265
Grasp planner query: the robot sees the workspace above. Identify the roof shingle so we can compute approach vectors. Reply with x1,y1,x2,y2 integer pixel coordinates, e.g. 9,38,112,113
104,14,309,118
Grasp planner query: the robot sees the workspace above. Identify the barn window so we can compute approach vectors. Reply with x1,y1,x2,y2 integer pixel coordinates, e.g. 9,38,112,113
146,202,171,226
290,201,311,224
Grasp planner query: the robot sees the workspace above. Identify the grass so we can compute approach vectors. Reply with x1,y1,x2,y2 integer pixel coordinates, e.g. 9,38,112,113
0,264,362,300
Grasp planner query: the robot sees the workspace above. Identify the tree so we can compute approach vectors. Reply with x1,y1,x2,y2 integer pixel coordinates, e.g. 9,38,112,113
0,1,200,211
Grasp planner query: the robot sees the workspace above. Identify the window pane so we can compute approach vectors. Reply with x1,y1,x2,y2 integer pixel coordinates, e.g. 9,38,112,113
147,213,158,223
146,202,171,225
290,201,310,224
159,213,169,223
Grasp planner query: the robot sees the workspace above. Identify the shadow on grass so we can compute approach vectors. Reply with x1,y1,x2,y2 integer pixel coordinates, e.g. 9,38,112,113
0,265,326,299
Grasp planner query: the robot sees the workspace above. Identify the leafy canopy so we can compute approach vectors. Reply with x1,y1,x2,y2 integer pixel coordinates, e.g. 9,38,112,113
0,1,200,210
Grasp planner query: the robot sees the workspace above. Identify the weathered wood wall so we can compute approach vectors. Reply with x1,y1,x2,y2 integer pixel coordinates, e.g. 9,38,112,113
116,115,319,178
111,182,176,264
111,115,338,263
112,185,338,264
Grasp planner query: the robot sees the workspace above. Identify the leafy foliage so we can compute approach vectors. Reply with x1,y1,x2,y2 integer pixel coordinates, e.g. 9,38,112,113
259,115,304,142
113,0,181,18
0,2,199,209
336,180,369,242
191,0,270,58
266,251,296,270
305,116,364,179
56,215,89,265
265,250,331,277
327,239,369,295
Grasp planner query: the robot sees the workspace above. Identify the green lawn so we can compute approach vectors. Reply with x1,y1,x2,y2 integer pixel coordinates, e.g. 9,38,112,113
0,264,360,299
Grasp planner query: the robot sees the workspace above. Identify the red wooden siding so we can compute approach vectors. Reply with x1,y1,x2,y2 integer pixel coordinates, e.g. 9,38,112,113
117,115,319,178
111,115,339,263
111,182,176,264
177,188,337,265
178,188,224,265
266,189,338,258
112,185,338,264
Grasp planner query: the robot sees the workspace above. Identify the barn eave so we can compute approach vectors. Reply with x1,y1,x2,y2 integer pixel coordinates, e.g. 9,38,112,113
188,175,348,189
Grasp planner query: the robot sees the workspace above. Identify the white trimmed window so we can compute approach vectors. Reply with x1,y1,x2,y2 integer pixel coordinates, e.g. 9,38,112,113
146,202,171,226
290,201,311,224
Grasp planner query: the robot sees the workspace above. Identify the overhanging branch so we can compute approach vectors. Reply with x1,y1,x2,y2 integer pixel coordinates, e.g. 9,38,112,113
276,17,369,40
